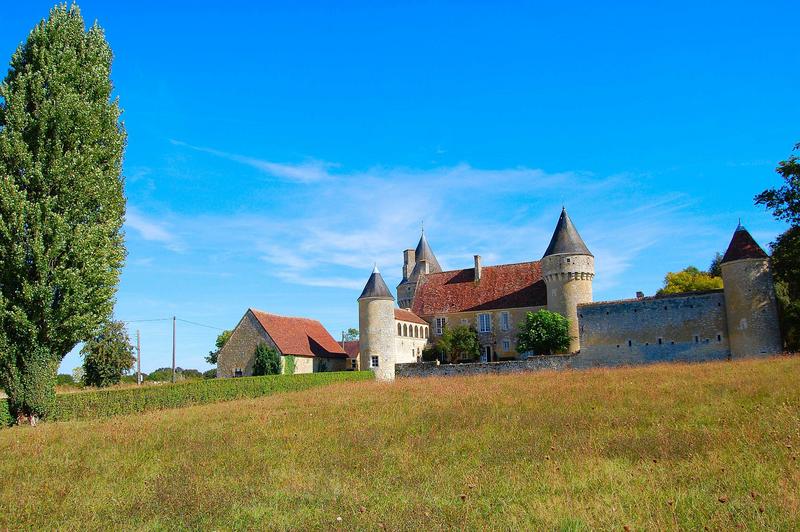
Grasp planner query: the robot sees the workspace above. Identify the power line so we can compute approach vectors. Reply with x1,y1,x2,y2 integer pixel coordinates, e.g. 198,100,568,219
122,318,171,324
175,318,226,331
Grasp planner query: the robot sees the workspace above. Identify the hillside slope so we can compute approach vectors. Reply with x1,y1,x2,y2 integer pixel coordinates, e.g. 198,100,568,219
1,357,799,530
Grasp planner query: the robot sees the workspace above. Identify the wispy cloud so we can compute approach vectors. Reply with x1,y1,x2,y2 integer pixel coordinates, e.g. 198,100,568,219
170,140,335,183
125,208,183,252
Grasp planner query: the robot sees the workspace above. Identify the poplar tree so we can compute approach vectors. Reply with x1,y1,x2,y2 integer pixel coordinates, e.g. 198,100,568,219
0,4,126,423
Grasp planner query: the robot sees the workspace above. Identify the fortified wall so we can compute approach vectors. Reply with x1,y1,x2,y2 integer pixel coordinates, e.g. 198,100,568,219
577,290,731,367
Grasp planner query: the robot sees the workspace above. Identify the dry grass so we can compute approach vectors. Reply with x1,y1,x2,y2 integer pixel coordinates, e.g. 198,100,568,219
1,356,799,530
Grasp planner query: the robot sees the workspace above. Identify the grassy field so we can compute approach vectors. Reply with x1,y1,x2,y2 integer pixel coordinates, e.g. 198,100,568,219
1,356,798,530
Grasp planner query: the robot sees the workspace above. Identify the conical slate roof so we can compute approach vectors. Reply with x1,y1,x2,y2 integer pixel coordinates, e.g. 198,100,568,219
543,208,592,258
414,232,442,273
721,223,768,263
358,265,394,300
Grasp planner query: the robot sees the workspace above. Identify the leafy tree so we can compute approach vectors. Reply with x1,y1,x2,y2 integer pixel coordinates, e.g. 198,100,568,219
708,252,723,278
423,325,479,363
756,142,800,350
656,266,723,295
81,320,134,388
253,344,281,376
343,328,359,342
202,369,217,379
517,310,571,356
180,369,204,380
71,366,85,386
0,5,126,423
205,329,232,365
755,142,800,226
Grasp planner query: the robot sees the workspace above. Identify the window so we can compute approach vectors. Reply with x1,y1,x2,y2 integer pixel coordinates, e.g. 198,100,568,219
435,317,446,335
694,335,699,343
502,338,511,351
627,340,632,347
371,356,379,368
500,312,510,331
717,334,722,342
351,359,357,369
234,368,243,377
657,338,663,345
397,323,402,336
479,313,491,333
415,325,419,338
403,324,408,336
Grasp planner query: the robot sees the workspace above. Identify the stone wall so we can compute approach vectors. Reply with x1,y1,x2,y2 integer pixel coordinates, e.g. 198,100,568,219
395,355,574,378
217,311,275,378
577,291,731,367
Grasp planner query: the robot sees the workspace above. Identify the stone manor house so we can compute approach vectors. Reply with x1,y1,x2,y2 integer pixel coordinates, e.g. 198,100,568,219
358,208,783,381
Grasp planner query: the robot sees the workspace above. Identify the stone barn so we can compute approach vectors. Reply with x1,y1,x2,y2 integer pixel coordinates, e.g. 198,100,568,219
217,308,348,377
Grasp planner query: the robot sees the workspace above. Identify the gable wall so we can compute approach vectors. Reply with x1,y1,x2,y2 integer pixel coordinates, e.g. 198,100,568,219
217,311,278,378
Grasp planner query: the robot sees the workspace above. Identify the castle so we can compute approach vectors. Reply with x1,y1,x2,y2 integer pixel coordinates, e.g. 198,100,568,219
357,208,783,380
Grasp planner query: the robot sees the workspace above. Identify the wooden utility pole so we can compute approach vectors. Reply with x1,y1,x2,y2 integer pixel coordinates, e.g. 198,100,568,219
136,329,142,385
172,316,176,383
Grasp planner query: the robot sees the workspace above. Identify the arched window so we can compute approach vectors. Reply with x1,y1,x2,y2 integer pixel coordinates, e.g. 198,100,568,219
415,325,419,337
397,323,402,336
403,323,408,336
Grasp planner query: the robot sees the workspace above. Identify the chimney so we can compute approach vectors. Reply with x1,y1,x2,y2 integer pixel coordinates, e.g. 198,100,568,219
474,255,482,282
402,249,415,280
636,291,644,299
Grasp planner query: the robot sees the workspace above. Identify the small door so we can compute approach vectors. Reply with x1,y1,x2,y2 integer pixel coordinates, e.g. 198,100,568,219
483,345,492,362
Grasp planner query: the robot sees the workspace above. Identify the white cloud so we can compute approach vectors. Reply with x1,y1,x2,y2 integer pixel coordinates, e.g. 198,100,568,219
125,208,183,252
139,142,719,298
170,140,335,183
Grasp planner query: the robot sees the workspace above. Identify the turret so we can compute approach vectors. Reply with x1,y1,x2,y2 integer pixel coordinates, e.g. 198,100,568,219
720,223,782,358
396,230,442,309
358,265,397,381
541,208,594,353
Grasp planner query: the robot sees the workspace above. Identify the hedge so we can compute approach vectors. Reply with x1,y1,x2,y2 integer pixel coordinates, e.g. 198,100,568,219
1,370,373,427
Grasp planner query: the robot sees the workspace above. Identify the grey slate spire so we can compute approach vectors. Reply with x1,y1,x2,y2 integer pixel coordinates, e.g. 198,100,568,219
413,231,442,274
542,207,592,258
358,265,394,300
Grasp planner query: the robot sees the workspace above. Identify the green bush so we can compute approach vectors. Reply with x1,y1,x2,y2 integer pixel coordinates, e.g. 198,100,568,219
203,369,217,379
56,374,76,386
253,344,281,376
0,371,372,427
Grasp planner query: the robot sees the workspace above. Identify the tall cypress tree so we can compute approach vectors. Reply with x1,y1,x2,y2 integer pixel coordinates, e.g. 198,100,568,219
0,4,126,423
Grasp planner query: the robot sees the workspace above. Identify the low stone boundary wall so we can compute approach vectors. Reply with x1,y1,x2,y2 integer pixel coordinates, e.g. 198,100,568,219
395,355,574,379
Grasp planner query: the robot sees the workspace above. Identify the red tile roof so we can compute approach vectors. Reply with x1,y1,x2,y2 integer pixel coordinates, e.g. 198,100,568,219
721,226,768,263
250,309,348,358
411,261,547,316
342,340,359,359
394,308,428,325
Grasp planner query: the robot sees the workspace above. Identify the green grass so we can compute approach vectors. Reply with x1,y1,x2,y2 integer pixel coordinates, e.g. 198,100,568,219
1,356,798,530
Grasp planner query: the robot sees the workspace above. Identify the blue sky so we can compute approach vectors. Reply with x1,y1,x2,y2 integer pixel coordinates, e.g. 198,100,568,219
3,1,798,374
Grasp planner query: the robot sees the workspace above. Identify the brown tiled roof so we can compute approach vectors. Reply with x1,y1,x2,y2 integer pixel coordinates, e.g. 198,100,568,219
411,261,547,316
250,309,348,358
721,225,768,263
341,340,359,359
394,308,428,325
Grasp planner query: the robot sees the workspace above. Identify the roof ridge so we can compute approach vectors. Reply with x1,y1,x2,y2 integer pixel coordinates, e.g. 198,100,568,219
249,308,319,323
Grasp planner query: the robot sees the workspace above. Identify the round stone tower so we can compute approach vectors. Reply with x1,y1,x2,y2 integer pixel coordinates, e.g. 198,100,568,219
541,208,594,353
720,223,782,358
358,265,397,381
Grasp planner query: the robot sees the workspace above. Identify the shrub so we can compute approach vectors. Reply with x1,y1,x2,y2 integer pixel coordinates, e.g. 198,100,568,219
1,371,372,426
253,344,281,376
283,355,296,375
203,369,217,379
181,369,204,380
56,374,75,386
517,310,571,355
147,368,175,382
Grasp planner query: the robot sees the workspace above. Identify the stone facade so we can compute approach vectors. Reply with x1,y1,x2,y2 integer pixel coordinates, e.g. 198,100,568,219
217,309,348,377
394,318,429,363
396,355,574,378
217,311,270,378
721,257,783,358
577,291,731,366
429,306,544,360
542,253,594,353
359,296,397,381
